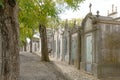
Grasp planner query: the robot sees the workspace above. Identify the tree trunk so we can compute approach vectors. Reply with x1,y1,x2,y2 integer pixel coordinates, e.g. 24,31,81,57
68,31,71,64
30,38,32,53
77,31,81,69
39,24,50,61
0,27,2,78
24,41,27,52
0,0,19,80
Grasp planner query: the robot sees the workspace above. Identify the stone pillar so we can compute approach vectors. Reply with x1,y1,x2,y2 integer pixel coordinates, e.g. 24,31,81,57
56,32,58,59
60,35,64,61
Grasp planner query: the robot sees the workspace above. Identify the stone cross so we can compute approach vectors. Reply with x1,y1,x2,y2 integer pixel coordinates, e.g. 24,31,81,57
89,3,92,13
96,10,99,17
116,7,117,12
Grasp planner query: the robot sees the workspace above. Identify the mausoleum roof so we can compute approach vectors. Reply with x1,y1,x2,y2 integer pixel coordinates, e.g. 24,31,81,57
82,12,120,26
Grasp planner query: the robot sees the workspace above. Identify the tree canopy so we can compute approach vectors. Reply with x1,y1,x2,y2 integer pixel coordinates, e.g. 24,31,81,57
18,0,84,42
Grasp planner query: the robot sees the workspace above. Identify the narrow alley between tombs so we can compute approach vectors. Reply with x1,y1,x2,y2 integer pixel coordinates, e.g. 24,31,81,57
20,52,98,80
20,52,69,80
1,0,120,80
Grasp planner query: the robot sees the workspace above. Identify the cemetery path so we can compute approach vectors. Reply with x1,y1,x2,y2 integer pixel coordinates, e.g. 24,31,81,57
20,52,69,80
20,52,99,80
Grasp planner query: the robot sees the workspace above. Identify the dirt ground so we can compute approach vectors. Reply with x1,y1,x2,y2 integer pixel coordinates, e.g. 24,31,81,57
20,52,99,80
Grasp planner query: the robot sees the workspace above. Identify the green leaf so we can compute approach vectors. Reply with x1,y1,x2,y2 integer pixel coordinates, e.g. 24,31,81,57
0,0,4,9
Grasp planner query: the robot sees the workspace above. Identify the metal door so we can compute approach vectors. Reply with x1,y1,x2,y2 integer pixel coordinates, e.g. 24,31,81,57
71,37,77,65
57,40,60,58
63,38,67,61
86,34,93,72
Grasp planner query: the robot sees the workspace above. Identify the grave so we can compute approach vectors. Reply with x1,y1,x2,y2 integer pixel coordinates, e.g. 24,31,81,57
80,11,120,78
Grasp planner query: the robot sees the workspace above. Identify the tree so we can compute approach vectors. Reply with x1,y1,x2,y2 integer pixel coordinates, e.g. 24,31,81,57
19,0,39,52
19,0,85,61
0,0,19,80
20,25,34,52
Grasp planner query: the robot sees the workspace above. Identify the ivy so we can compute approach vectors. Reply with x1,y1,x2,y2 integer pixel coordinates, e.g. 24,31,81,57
0,0,4,9
0,4,3,9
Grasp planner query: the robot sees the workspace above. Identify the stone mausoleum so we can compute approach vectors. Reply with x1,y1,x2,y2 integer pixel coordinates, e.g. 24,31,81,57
80,5,120,78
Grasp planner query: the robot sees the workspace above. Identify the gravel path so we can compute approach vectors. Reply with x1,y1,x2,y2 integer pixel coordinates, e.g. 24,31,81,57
20,52,111,80
20,52,69,80
53,59,99,80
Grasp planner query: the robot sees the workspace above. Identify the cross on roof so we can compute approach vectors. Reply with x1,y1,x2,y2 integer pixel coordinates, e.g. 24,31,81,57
96,10,100,17
97,10,99,15
89,3,92,13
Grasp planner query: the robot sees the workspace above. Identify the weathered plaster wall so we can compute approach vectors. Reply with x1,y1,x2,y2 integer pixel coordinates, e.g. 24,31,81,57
99,24,120,77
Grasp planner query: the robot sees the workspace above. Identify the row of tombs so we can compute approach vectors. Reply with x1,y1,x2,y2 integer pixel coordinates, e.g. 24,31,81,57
48,12,120,79
0,5,120,79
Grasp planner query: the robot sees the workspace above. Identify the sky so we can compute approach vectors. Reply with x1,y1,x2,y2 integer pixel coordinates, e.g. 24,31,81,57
59,0,120,20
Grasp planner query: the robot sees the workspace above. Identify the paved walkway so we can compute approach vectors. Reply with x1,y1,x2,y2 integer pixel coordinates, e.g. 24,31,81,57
20,52,99,80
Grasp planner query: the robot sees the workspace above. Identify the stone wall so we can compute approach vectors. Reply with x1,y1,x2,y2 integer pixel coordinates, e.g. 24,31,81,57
99,24,120,78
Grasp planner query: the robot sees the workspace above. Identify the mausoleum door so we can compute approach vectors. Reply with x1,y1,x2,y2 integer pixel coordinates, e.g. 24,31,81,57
85,33,93,73
57,40,60,58
71,36,77,65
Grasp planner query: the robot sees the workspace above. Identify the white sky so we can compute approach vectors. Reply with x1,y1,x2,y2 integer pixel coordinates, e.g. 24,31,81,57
59,0,120,20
